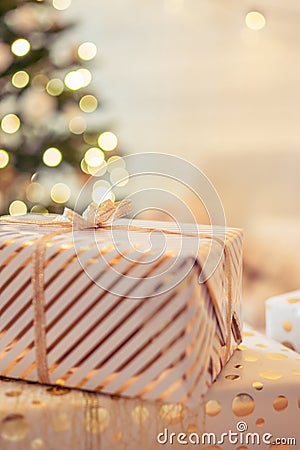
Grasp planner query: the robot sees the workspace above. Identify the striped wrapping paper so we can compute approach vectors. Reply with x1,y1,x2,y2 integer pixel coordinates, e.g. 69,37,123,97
0,218,243,404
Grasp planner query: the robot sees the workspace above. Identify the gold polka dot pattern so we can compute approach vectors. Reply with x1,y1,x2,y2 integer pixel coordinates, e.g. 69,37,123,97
0,325,298,449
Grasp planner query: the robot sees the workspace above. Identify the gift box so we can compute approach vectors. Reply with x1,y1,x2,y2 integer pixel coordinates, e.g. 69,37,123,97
0,327,299,450
0,203,243,404
266,290,300,353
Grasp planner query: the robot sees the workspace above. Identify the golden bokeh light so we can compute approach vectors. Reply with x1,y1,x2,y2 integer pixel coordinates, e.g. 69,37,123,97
79,95,98,113
30,205,49,214
69,116,87,134
78,42,97,61
1,114,21,134
64,71,82,91
32,74,49,90
84,147,104,167
110,167,129,187
9,200,27,216
52,0,72,10
11,38,31,57
245,11,266,31
87,161,107,176
64,69,91,91
12,71,30,89
42,147,62,167
107,155,126,173
77,68,92,87
92,186,115,204
0,150,10,169
26,183,45,203
50,183,71,204
98,131,118,151
80,158,90,174
46,78,64,96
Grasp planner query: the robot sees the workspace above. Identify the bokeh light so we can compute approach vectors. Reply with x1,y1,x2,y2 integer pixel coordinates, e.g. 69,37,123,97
32,74,49,91
1,114,20,134
64,68,92,91
245,11,266,30
52,0,72,10
11,38,31,56
0,150,10,169
69,116,87,134
9,200,27,216
12,71,30,89
92,180,114,204
50,183,71,203
26,183,45,203
87,161,107,176
84,147,104,167
98,131,118,151
30,205,49,214
77,68,92,87
80,158,90,174
78,42,97,61
46,78,64,96
42,147,62,167
110,167,129,187
107,155,126,173
79,95,98,113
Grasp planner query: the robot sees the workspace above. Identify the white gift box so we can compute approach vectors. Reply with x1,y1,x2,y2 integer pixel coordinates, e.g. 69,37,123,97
266,290,300,353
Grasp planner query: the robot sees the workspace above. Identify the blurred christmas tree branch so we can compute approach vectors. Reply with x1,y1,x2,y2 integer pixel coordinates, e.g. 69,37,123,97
0,0,122,215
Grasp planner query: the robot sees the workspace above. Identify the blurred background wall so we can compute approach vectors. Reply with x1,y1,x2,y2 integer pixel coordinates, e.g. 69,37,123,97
1,0,300,329
64,0,300,327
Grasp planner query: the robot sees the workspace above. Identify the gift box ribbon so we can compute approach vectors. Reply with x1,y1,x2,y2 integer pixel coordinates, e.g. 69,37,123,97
0,200,240,387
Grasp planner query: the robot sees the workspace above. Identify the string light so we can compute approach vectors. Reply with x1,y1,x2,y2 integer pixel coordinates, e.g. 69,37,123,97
84,147,104,167
11,38,31,57
98,131,118,151
1,114,20,134
245,11,266,30
50,183,71,203
78,42,97,61
46,78,64,96
9,200,27,216
69,116,87,134
79,95,98,113
42,147,62,167
12,71,30,89
52,0,72,10
0,150,10,169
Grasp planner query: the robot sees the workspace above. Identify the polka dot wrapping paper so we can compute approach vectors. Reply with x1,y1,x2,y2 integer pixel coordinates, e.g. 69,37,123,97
266,290,300,353
0,326,299,449
0,218,243,405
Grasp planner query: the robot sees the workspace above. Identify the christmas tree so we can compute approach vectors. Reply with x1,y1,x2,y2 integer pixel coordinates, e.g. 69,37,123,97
0,0,121,215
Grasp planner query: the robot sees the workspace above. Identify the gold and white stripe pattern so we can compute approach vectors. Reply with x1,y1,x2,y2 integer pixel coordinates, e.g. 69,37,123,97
0,220,243,404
